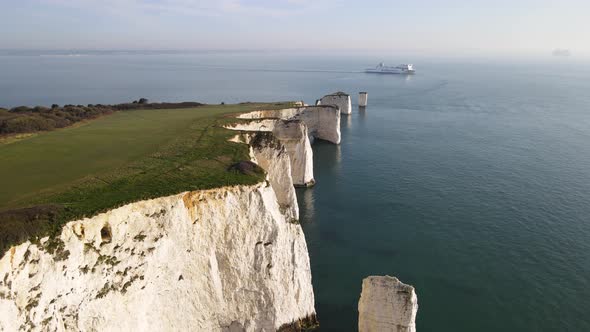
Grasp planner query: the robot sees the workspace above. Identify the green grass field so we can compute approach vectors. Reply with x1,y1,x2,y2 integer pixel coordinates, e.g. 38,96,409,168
0,102,291,251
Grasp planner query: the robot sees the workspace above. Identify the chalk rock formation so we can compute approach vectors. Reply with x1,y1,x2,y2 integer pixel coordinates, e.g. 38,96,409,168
0,182,316,331
317,92,352,115
226,119,314,187
358,276,418,332
0,98,351,331
237,106,341,144
269,121,314,187
249,132,301,219
230,131,301,218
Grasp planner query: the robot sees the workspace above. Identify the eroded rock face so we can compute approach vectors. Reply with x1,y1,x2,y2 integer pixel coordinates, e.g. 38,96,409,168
237,106,341,145
272,121,314,187
291,106,341,145
235,131,301,219
0,99,348,331
226,120,314,187
317,92,352,115
358,276,418,332
0,183,315,332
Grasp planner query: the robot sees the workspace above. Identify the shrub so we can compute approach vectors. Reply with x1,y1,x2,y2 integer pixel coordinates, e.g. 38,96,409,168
10,106,31,113
2,116,52,133
33,106,50,113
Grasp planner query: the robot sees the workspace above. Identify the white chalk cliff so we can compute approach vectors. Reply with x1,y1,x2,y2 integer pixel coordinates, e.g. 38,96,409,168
0,181,318,332
0,101,345,332
236,106,341,145
317,92,352,115
226,119,314,187
358,276,418,332
230,105,342,186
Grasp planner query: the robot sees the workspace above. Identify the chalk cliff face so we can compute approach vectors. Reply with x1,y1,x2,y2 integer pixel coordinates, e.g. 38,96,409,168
0,99,348,332
271,121,314,187
226,119,314,187
358,276,418,332
0,183,316,332
230,130,301,219
317,92,352,115
236,106,341,145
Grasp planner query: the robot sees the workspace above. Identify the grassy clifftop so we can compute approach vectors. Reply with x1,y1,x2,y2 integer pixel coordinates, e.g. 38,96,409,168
0,101,204,135
0,102,294,252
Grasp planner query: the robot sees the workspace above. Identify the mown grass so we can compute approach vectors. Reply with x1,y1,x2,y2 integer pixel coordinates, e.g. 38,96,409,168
0,102,294,252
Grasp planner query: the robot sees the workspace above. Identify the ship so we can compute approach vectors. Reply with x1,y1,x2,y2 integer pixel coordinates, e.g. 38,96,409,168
365,63,415,74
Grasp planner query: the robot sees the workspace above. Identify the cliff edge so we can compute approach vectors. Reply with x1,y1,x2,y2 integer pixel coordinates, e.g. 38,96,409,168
0,183,315,331
0,100,345,331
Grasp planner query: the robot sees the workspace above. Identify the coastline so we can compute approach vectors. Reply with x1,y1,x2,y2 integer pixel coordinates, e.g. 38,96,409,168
0,98,343,331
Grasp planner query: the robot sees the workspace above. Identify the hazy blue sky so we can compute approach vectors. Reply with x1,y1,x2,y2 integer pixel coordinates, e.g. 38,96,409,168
1,0,588,57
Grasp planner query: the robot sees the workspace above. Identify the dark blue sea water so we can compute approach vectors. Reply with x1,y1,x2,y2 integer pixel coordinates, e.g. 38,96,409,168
2,52,590,331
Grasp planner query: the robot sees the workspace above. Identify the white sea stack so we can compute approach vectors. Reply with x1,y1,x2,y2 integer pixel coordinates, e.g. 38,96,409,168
359,92,368,107
358,275,418,332
318,92,352,115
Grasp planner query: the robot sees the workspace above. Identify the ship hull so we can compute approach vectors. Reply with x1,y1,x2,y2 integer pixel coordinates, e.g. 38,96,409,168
365,69,415,75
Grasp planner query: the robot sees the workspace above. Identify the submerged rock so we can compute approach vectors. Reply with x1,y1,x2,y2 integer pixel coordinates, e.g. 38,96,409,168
358,275,418,332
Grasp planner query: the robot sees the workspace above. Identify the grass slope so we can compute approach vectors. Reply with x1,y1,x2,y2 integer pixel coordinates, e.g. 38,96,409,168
0,102,292,252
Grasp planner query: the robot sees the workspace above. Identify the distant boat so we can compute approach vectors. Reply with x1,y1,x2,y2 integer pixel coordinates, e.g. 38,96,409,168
552,49,571,57
365,63,415,74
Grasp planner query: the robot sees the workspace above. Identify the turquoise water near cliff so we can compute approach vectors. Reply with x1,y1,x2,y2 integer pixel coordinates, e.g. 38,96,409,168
2,52,590,331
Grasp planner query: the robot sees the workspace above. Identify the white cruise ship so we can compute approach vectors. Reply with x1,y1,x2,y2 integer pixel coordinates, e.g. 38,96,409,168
365,63,415,74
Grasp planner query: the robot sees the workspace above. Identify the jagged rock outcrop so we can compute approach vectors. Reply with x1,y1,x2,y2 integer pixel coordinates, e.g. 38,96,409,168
317,92,352,115
248,132,301,218
226,120,314,187
358,276,418,332
271,121,314,187
229,131,301,219
237,106,341,145
0,182,316,332
0,99,349,332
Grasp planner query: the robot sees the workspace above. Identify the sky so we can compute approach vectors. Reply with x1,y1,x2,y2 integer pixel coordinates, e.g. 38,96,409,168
1,0,589,57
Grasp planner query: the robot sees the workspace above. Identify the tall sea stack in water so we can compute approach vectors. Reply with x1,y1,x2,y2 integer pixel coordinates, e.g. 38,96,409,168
317,92,352,115
358,276,418,332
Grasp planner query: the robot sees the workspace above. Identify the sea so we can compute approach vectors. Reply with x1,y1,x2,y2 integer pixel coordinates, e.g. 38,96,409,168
1,51,590,331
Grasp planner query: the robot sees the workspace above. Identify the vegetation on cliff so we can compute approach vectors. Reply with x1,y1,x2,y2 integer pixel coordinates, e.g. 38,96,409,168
0,102,296,252
0,100,204,136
